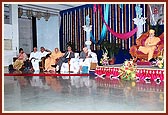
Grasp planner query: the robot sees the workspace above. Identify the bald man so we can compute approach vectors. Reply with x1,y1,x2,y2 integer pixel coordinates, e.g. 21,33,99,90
138,29,160,61
80,47,92,60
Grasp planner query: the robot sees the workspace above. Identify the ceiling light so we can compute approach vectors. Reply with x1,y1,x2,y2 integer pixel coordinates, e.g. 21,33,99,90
26,9,33,19
44,11,50,21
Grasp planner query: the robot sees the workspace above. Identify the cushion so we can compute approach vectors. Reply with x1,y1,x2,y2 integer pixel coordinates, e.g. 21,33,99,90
141,37,148,46
157,39,164,45
153,50,159,55
136,50,159,55
136,51,146,55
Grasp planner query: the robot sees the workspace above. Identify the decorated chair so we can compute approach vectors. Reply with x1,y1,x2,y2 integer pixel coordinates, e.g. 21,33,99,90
129,32,164,61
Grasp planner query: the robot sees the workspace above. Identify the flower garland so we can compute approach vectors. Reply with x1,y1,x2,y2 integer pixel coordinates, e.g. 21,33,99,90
119,60,136,80
100,48,109,66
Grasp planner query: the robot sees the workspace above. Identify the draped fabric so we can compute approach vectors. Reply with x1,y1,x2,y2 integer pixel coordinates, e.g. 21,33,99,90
90,4,109,45
97,5,138,40
100,4,109,41
59,4,147,51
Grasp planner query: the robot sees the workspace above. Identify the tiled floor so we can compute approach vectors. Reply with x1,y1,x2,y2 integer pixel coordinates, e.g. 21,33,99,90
3,72,165,112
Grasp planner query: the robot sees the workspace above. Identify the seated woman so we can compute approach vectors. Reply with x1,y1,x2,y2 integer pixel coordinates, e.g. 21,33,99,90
44,48,63,72
13,48,28,70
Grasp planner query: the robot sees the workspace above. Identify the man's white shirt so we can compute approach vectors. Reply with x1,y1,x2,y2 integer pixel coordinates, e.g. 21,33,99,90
39,51,49,59
29,51,41,61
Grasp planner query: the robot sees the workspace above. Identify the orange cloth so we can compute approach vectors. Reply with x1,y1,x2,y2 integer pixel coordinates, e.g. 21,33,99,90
139,36,160,61
45,51,63,71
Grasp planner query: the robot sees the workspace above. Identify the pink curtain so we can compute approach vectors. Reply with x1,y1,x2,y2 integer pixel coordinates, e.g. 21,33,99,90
98,5,138,40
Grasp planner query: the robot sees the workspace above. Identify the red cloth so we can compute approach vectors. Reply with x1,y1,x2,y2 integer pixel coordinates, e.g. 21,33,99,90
136,61,151,65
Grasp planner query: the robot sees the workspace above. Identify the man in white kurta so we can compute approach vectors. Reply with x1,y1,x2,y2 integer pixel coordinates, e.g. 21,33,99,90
39,47,51,59
29,47,41,71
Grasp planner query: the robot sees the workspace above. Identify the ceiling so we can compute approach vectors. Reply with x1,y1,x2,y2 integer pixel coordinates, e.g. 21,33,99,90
34,4,84,10
4,4,85,22
18,4,85,15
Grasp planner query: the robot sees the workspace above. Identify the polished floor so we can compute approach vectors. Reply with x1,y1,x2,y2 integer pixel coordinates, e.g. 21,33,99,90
3,70,165,112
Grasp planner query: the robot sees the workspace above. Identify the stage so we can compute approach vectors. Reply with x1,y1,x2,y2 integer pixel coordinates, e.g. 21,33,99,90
94,64,164,83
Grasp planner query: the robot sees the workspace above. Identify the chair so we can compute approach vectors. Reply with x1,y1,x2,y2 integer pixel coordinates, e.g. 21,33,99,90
39,57,46,71
90,52,98,70
39,53,52,72
60,53,80,73
129,32,164,61
12,54,30,70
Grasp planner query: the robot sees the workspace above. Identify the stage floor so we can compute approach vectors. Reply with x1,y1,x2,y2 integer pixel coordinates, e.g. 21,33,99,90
95,64,164,83
3,67,165,112
97,64,162,69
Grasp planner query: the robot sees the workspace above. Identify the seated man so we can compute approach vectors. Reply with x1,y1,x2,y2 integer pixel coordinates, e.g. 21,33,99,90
39,46,51,59
80,47,92,60
39,46,51,70
45,48,63,72
138,29,160,61
52,45,75,72
29,47,41,71
79,47,93,73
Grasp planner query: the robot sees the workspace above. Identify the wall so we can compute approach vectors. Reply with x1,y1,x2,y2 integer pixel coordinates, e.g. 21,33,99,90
3,4,19,66
36,15,60,51
18,18,33,54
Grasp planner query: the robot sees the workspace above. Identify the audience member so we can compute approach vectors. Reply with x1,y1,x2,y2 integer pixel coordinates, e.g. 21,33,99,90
29,47,41,71
52,45,75,72
39,46,51,59
80,47,92,60
13,48,28,70
45,48,63,71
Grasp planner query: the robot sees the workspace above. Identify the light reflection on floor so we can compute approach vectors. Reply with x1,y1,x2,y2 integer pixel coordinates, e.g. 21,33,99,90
3,74,164,112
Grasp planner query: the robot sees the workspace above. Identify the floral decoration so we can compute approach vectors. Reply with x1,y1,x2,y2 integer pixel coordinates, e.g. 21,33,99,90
156,55,164,69
118,59,136,80
100,48,109,66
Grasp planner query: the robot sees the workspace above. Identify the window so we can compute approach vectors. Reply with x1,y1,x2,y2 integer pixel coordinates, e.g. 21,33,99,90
4,4,12,24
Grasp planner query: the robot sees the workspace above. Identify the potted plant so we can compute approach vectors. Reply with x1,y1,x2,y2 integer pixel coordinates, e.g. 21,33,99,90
101,40,120,65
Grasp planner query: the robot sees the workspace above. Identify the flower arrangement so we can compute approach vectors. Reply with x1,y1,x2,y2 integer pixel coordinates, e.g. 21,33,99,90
156,55,164,69
156,49,164,69
100,48,109,66
118,59,136,80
